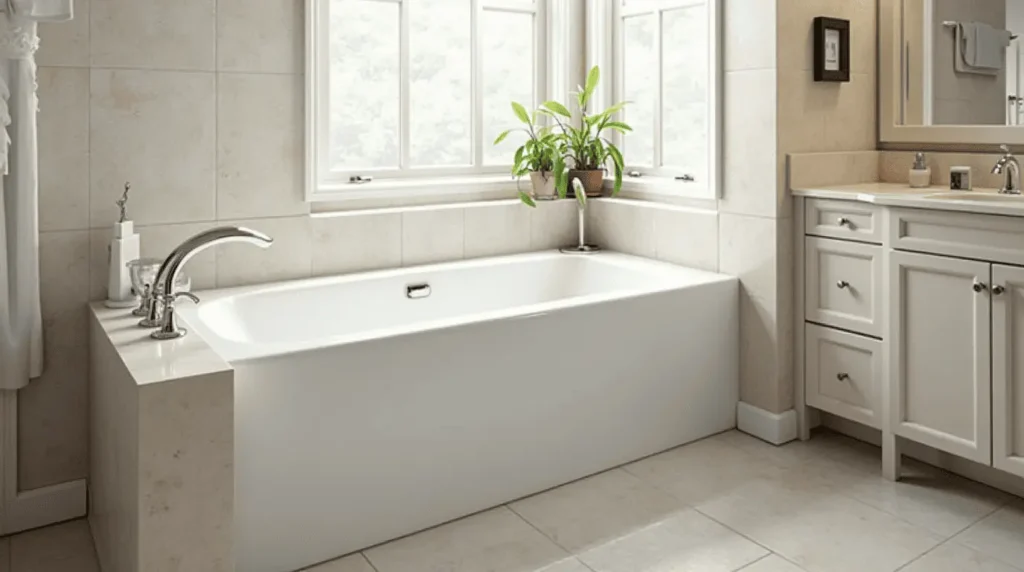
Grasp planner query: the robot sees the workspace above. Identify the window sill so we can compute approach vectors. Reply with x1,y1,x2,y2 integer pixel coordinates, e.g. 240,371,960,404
309,175,523,212
607,176,718,209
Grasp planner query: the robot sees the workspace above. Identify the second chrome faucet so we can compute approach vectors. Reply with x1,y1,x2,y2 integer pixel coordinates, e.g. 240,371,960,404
992,145,1021,195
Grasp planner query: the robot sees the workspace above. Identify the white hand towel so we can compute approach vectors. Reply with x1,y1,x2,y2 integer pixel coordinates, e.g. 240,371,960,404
9,0,72,22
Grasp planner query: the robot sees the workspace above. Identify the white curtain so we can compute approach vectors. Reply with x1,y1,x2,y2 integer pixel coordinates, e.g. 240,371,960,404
0,0,71,391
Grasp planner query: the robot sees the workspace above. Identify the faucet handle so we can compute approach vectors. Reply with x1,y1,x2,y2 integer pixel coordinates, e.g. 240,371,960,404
1001,144,1013,156
173,291,200,304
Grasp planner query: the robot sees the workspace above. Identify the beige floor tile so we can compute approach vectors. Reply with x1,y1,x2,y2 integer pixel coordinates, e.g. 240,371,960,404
509,468,687,554
696,467,943,572
364,506,570,572
739,555,806,571
538,558,595,572
713,431,849,470
954,503,1024,569
900,542,1023,572
624,434,786,506
577,509,768,572
10,519,98,572
303,553,377,571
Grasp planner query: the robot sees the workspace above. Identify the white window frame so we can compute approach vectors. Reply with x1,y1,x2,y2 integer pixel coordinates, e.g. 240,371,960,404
306,0,550,202
306,0,720,204
589,0,721,200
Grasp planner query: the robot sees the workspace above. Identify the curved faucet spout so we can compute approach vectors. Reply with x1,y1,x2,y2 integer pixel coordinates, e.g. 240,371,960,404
154,226,273,296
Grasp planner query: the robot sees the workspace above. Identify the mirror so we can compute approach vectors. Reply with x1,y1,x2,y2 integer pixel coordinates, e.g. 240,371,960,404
899,0,1022,127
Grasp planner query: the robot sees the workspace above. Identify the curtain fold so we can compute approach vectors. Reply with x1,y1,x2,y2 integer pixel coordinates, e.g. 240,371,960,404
0,0,67,391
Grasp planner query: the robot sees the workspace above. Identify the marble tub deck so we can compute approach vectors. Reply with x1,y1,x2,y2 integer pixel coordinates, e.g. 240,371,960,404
3,428,1023,572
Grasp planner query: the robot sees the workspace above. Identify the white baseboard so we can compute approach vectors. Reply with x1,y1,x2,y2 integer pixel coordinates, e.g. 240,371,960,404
737,402,798,445
5,479,87,534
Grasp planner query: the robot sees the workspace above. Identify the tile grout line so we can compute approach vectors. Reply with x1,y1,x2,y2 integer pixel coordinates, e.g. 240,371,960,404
358,551,381,572
502,503,598,571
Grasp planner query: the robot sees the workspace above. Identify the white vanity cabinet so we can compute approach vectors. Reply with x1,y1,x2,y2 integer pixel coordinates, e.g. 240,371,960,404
798,197,1024,481
889,251,991,464
992,265,1024,478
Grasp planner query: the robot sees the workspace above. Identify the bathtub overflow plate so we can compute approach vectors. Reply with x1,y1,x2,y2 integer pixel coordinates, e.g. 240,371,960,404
407,283,431,299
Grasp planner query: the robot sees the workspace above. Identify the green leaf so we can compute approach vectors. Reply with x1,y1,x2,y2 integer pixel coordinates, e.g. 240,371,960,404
493,129,512,145
542,100,572,118
603,121,633,133
519,191,537,208
554,155,567,199
572,178,587,205
583,66,600,102
606,144,624,195
602,101,627,118
513,146,525,172
511,101,531,124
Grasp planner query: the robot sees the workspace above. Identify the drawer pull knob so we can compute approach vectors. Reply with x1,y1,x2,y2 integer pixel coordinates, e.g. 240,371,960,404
994,285,1006,295
837,373,850,382
836,280,850,289
837,217,852,227
973,281,987,293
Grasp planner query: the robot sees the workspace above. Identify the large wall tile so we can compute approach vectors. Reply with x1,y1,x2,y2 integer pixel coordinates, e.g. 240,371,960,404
719,213,788,414
36,0,89,67
653,207,719,272
311,212,402,277
725,0,777,71
823,73,877,152
217,73,307,220
139,222,220,291
776,0,876,75
90,0,216,70
588,200,656,258
402,208,465,266
18,231,91,490
38,67,89,232
720,69,779,218
215,216,312,288
530,200,577,251
463,202,532,259
90,69,216,228
217,0,303,73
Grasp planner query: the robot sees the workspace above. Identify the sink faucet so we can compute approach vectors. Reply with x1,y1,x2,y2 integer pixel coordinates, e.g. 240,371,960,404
145,226,273,340
992,145,1022,195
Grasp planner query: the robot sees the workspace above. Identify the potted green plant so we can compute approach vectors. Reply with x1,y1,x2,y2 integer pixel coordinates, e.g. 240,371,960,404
541,66,631,197
494,103,568,207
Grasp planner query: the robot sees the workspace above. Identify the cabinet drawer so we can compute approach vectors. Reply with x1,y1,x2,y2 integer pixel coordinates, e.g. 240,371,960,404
889,208,1024,266
805,237,883,337
806,324,881,429
805,198,882,244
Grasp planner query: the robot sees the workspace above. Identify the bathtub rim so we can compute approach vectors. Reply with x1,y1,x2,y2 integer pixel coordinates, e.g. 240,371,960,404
177,251,736,364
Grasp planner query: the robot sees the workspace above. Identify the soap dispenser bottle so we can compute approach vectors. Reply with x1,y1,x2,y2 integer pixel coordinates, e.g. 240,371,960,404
909,152,932,188
105,183,141,309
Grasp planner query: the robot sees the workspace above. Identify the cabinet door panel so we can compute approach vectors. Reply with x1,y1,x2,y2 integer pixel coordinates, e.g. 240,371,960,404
889,251,991,464
992,265,1024,478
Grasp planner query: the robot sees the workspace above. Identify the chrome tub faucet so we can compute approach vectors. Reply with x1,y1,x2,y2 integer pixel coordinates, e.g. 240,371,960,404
992,145,1022,195
144,226,273,340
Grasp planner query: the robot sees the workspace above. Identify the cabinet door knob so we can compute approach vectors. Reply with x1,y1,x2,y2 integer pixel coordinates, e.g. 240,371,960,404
837,217,852,227
973,281,987,293
837,280,850,289
993,285,1006,295
837,373,850,382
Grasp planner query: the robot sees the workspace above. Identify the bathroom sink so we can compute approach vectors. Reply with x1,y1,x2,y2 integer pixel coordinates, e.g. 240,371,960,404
925,192,1024,203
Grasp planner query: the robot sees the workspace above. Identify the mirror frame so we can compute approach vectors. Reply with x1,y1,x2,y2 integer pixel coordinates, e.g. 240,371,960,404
879,0,1024,145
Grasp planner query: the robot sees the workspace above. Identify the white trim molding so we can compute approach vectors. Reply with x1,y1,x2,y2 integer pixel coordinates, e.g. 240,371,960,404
0,390,87,535
737,402,799,445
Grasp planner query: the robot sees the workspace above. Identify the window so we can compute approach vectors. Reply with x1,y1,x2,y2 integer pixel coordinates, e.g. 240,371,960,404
307,0,719,202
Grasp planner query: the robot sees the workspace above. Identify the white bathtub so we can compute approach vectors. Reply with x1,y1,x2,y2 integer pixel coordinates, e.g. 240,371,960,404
178,252,739,572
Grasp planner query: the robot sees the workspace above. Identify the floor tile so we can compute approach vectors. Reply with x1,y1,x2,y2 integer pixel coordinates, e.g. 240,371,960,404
538,558,594,572
577,508,768,572
900,542,1023,572
364,506,570,572
509,468,687,554
0,537,9,572
10,519,99,572
954,503,1024,569
739,555,806,571
696,467,943,572
624,433,785,506
303,552,377,571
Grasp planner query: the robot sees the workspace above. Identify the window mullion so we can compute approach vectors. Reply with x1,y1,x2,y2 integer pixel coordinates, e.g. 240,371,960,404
399,0,411,169
653,7,663,170
472,0,484,168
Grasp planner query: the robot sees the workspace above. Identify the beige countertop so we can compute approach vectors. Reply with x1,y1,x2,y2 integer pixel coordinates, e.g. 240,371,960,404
792,183,1024,217
90,302,231,386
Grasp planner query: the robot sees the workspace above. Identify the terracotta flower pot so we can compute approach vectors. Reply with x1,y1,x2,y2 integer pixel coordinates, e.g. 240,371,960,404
529,171,557,200
568,169,605,197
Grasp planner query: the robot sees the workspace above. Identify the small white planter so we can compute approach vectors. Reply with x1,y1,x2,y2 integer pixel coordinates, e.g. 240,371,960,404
529,171,557,200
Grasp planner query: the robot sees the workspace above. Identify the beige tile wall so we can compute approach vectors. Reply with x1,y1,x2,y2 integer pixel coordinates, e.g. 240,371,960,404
23,0,575,491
